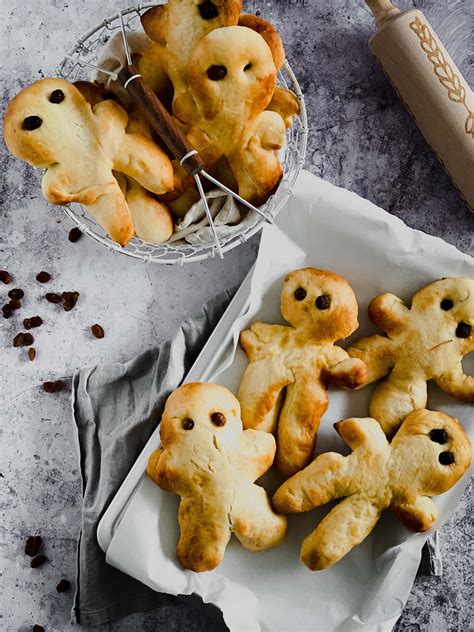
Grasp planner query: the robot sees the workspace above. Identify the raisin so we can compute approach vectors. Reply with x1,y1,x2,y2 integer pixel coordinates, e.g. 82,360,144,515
28,348,36,361
56,578,71,593
0,270,12,284
294,287,307,301
13,333,25,347
91,324,104,339
49,89,65,104
207,65,227,80
2,305,12,319
455,322,471,338
33,626,45,632
22,116,42,130
429,429,447,444
8,288,24,300
211,412,226,426
36,271,51,283
181,418,194,430
68,227,82,242
62,291,79,311
25,535,42,557
42,380,64,393
440,299,454,311
315,294,331,310
31,555,47,568
24,316,42,329
45,292,62,304
439,451,455,465
9,298,21,310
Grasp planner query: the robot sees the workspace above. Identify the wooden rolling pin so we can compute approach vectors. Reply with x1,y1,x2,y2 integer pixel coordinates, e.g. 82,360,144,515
365,0,474,211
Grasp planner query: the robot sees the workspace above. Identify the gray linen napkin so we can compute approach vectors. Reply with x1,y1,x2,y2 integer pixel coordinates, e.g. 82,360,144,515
71,288,235,626
70,287,440,627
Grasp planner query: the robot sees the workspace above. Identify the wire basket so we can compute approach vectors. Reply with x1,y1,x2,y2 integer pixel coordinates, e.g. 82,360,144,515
57,3,308,264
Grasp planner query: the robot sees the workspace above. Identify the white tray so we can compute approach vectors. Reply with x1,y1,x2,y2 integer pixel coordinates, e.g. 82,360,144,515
97,267,253,552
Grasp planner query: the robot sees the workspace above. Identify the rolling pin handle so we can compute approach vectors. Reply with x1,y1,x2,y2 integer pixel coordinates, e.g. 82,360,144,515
365,0,401,28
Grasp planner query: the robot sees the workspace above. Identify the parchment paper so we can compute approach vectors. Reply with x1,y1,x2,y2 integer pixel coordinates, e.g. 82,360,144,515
103,170,473,632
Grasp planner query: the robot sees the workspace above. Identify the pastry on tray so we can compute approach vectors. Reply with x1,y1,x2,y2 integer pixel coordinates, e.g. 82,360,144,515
347,277,474,437
238,268,367,477
3,78,173,246
147,382,287,572
273,409,471,570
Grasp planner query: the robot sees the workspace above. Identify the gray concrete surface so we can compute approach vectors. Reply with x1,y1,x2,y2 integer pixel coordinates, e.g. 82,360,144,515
1,0,472,630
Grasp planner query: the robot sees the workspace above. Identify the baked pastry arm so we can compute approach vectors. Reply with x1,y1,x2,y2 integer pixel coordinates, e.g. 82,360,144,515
434,364,474,403
391,495,437,532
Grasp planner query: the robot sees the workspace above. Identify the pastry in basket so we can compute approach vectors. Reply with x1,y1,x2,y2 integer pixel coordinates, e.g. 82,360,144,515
238,268,367,477
161,26,287,205
74,81,173,244
147,382,287,572
347,277,474,438
273,409,471,571
139,0,242,118
3,78,173,246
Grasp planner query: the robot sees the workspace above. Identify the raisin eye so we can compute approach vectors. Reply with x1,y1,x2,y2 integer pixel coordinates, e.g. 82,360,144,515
49,89,65,104
315,295,331,310
429,428,447,444
294,287,306,301
439,451,455,465
22,116,42,130
244,63,252,71
455,322,471,338
440,299,453,311
198,1,218,19
181,418,194,430
211,412,226,427
207,65,227,81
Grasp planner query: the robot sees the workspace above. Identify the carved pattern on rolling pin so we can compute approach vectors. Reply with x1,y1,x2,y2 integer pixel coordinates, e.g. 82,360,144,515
409,16,473,138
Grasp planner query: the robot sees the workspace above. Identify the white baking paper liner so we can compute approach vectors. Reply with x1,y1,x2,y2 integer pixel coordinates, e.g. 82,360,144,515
104,170,473,632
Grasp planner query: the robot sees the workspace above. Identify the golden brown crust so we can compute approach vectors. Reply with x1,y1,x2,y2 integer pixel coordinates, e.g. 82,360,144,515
238,14,285,69
274,410,471,570
147,382,287,572
348,278,474,437
267,86,301,128
238,268,366,477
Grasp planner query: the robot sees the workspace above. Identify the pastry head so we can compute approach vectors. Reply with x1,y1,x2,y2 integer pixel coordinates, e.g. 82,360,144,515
410,277,474,352
3,78,92,168
390,409,471,496
187,25,276,121
281,268,359,340
159,382,243,451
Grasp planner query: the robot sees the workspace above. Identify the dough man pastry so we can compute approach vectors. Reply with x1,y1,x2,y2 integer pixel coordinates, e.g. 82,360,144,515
238,268,367,477
163,26,287,204
348,277,474,437
147,382,287,572
273,409,471,570
74,81,173,244
3,78,173,245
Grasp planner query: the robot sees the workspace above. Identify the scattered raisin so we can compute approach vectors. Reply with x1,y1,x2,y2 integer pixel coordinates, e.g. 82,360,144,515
91,324,104,339
439,451,455,465
56,578,71,593
23,316,43,329
9,298,22,310
207,64,227,81
62,291,79,311
25,535,42,557
8,288,24,300
33,626,45,632
49,89,65,104
45,292,62,304
455,322,471,338
13,333,25,347
2,304,12,319
28,348,36,361
42,380,64,393
0,270,12,284
36,271,51,283
181,418,194,430
31,555,47,568
68,227,82,242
